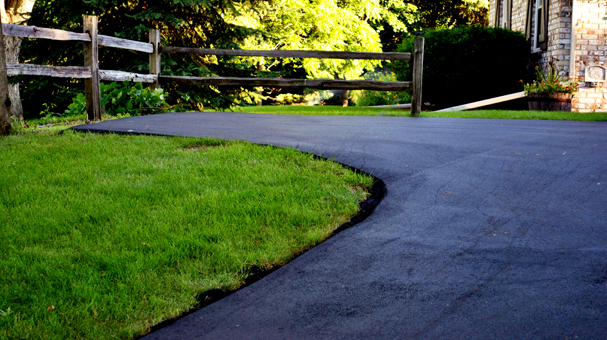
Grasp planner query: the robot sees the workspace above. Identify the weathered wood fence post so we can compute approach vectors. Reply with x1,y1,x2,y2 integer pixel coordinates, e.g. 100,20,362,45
411,36,424,116
149,29,161,90
83,15,101,121
0,17,13,135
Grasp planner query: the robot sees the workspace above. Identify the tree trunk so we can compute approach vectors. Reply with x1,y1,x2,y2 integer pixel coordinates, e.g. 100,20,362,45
341,89,350,107
1,0,37,121
4,35,23,120
0,17,12,135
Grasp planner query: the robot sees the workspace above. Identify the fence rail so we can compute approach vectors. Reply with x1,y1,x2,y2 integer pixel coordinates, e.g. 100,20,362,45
7,63,92,78
161,75,411,91
160,46,412,61
0,15,424,124
1,23,154,52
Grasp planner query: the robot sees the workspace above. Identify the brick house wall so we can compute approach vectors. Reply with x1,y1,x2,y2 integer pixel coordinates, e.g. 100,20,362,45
489,0,607,112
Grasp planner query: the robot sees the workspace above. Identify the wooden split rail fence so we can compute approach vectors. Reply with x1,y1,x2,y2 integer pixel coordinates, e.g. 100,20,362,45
0,15,425,122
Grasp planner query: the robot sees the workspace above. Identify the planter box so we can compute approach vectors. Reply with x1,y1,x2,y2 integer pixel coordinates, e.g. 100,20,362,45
527,93,572,112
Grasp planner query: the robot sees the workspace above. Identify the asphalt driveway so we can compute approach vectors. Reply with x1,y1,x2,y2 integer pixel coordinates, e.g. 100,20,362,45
73,112,607,340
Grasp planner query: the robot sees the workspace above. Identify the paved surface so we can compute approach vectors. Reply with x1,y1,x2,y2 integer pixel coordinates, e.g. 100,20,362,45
74,113,607,340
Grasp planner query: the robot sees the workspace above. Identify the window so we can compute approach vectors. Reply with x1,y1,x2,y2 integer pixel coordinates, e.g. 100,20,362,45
526,0,549,51
495,0,513,29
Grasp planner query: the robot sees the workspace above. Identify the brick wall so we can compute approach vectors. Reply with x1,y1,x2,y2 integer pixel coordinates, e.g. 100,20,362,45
512,0,529,32
571,0,607,113
524,1,571,78
490,0,607,112
490,0,528,31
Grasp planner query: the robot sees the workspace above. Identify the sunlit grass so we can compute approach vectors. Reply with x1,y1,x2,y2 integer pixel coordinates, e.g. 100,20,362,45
235,105,410,116
0,130,372,339
236,105,607,121
423,109,607,121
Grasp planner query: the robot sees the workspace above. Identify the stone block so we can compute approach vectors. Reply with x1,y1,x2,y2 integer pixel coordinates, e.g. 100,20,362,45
578,98,596,104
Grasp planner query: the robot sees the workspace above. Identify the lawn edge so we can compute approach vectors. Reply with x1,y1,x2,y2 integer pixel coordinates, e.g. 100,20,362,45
68,125,387,340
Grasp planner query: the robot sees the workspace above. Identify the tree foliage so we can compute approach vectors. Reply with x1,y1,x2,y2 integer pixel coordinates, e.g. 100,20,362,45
20,0,263,116
408,0,488,29
16,0,488,117
228,0,417,79
374,0,488,51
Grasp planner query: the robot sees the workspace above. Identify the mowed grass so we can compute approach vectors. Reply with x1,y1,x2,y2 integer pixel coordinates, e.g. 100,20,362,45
0,130,372,339
236,105,607,121
235,105,409,116
424,109,607,121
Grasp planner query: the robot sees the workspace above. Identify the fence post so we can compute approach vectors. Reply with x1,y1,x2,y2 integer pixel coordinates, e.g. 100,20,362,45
411,36,424,116
0,18,12,135
83,15,101,121
149,29,161,90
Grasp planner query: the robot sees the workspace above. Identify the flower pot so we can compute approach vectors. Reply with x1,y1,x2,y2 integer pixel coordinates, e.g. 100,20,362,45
527,93,572,112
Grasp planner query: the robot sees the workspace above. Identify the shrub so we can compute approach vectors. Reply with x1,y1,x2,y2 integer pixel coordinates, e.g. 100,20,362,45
65,82,169,117
393,26,528,109
351,71,411,106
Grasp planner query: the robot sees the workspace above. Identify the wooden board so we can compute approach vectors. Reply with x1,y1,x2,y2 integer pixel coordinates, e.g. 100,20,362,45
99,70,157,83
160,75,411,91
6,63,91,78
435,92,526,112
148,29,161,89
1,23,90,42
98,35,153,53
160,47,412,61
1,24,154,54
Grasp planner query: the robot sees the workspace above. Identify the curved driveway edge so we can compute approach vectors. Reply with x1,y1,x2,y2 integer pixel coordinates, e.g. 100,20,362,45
73,112,607,340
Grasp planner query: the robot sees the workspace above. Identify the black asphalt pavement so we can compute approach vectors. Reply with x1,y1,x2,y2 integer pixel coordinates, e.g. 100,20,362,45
73,112,607,340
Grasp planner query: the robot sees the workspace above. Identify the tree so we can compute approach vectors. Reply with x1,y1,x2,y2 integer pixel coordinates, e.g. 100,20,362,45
225,0,417,105
405,0,488,29
19,0,265,115
230,0,416,79
373,0,488,52
0,0,36,120
0,17,12,135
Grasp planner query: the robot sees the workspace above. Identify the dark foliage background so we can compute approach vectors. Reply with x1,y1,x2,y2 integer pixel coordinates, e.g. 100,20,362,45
393,26,528,109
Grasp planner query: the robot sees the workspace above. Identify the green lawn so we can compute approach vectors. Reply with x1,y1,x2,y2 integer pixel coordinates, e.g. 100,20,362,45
236,105,607,121
0,129,372,339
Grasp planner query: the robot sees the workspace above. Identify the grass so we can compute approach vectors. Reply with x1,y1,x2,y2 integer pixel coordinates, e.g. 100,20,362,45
235,105,409,116
423,109,607,121
19,114,88,128
0,129,372,339
236,105,607,121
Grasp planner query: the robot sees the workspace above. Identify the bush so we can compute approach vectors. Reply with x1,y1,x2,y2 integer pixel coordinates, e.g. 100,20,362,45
351,71,411,106
65,82,169,117
393,26,528,109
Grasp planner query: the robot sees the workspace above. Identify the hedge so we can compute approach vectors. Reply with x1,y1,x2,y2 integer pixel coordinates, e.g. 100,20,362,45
394,26,528,109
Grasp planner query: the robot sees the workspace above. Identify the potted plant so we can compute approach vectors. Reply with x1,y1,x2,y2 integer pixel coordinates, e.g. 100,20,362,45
523,61,578,111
